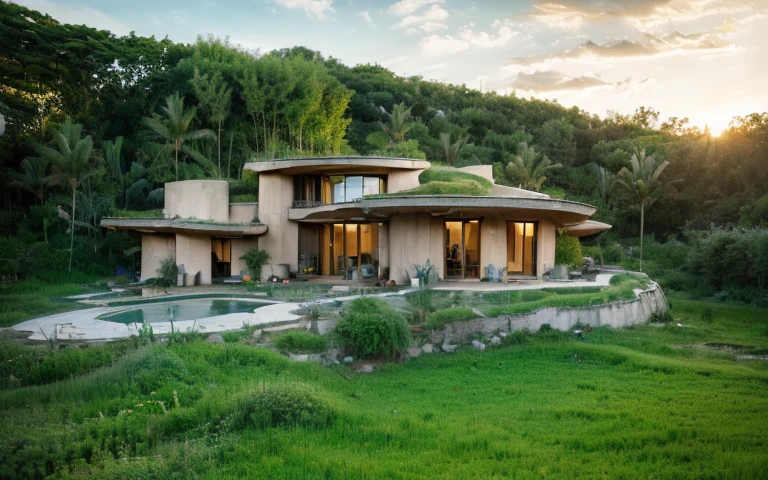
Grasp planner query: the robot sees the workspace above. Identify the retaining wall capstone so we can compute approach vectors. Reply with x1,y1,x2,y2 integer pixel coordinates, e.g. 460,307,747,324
441,283,669,344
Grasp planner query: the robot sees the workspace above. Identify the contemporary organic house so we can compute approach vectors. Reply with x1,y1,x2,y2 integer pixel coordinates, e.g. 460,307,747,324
101,157,609,284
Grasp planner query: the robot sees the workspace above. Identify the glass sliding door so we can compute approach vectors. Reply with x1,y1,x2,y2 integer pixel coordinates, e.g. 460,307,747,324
507,222,537,277
321,223,380,279
444,220,481,279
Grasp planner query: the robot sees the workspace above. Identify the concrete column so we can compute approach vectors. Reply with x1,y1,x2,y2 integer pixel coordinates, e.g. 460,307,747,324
537,219,557,279
257,172,298,280
378,223,389,279
175,233,212,285
480,216,507,278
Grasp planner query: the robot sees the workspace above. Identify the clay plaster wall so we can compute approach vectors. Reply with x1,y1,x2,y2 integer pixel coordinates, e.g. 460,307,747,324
229,203,258,223
388,213,444,281
165,180,229,221
387,169,424,193
140,234,175,281
258,172,298,280
175,233,212,285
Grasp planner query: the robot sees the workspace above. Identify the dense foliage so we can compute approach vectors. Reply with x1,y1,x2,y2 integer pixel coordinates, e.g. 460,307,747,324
334,297,411,360
1,1,768,302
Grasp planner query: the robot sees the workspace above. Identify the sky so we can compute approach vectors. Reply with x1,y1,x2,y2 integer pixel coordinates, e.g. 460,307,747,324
12,0,768,135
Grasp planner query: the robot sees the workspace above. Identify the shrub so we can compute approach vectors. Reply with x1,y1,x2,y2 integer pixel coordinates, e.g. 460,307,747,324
273,331,327,353
229,384,334,430
240,249,270,280
334,297,410,360
555,231,583,267
157,257,178,286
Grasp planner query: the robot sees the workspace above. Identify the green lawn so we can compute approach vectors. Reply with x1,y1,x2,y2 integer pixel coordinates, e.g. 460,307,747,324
1,295,767,479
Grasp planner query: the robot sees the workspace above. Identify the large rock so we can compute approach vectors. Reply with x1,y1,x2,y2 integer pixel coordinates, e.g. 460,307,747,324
357,364,374,373
206,334,224,344
343,356,354,364
490,336,501,346
442,343,459,353
429,332,445,345
421,343,434,354
472,339,486,351
407,347,422,358
289,353,309,362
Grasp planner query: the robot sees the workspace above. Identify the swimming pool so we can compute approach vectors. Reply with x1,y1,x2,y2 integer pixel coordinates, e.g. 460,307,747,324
98,298,270,325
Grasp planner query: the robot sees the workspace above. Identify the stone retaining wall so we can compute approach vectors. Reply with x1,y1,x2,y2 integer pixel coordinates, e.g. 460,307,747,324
440,282,668,344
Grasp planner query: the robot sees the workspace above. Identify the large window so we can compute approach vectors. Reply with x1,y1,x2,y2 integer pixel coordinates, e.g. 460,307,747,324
325,175,384,204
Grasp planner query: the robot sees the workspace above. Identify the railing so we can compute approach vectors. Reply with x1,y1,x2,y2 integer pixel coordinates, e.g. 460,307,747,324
291,200,323,208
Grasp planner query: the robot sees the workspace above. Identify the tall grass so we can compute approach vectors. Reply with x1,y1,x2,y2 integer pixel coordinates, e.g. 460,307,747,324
1,295,767,478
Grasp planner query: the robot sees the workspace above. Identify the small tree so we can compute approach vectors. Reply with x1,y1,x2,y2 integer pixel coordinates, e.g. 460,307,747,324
157,256,178,287
240,248,270,280
555,230,583,267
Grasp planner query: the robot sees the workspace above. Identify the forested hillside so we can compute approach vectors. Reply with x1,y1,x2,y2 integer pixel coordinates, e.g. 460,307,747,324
1,1,767,302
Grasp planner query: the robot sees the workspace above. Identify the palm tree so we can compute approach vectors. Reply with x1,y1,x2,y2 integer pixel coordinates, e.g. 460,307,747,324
440,131,470,167
379,102,414,145
8,156,54,204
143,92,215,181
614,149,681,271
35,117,97,273
505,142,561,191
588,163,615,204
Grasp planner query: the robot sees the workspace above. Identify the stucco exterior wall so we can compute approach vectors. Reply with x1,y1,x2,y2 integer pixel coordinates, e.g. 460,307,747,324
165,180,229,221
537,219,557,277
229,203,258,223
479,216,507,278
175,233,212,285
258,172,298,280
140,234,175,281
388,213,444,282
387,169,424,193
458,165,494,183
231,237,259,276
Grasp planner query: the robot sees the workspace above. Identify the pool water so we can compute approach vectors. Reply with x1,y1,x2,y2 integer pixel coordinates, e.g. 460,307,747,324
99,299,269,325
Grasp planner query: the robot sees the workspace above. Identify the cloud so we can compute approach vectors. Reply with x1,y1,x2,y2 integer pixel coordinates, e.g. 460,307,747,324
508,70,615,91
272,0,334,20
14,0,132,35
509,30,732,66
388,0,444,17
419,35,470,55
393,4,448,31
359,11,374,25
459,19,520,48
521,0,761,31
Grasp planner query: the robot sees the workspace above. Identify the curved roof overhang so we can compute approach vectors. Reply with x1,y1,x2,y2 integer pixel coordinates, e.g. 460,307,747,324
288,196,596,226
243,157,431,176
564,220,612,237
100,218,268,237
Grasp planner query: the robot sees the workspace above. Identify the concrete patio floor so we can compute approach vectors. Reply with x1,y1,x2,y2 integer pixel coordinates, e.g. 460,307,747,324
11,273,623,342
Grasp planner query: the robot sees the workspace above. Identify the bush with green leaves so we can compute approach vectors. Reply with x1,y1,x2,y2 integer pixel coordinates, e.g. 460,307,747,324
555,231,583,267
334,297,410,360
229,383,334,430
240,248,270,279
273,331,327,353
156,257,178,287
